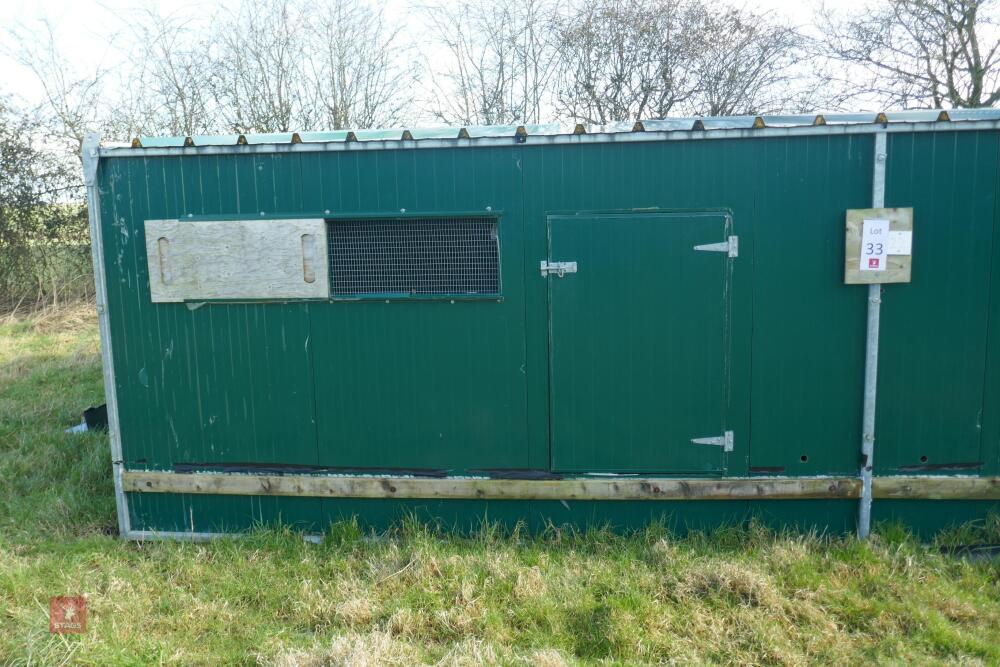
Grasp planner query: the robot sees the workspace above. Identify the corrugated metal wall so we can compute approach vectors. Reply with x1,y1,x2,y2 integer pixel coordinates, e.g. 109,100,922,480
96,130,1000,533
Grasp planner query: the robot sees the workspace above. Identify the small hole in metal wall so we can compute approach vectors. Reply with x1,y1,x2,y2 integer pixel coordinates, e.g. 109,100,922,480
800,455,809,463
919,455,928,463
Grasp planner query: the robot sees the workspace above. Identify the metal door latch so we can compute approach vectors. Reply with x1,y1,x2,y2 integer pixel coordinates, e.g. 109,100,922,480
691,430,734,452
694,235,739,258
540,260,577,277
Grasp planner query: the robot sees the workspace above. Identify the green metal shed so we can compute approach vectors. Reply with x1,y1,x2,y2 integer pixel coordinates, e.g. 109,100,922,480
83,109,1000,539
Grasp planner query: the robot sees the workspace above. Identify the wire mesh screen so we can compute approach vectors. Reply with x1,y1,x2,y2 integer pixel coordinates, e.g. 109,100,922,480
328,218,500,296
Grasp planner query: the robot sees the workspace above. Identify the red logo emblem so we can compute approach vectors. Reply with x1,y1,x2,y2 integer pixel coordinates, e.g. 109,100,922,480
868,258,880,269
50,596,87,634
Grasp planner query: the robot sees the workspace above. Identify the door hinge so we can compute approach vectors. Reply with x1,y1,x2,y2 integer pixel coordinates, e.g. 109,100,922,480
694,235,738,258
540,260,577,277
691,430,734,452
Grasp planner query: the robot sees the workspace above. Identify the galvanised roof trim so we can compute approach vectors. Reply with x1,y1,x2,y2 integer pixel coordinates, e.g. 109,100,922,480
100,109,1000,157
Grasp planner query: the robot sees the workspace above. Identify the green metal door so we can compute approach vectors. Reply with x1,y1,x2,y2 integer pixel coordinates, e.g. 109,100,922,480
547,212,735,473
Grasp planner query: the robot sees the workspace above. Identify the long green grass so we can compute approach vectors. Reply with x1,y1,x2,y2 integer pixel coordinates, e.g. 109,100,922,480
2,305,1000,665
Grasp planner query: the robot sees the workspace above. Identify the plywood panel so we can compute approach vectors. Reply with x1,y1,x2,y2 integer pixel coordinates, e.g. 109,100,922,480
844,207,913,284
144,218,329,302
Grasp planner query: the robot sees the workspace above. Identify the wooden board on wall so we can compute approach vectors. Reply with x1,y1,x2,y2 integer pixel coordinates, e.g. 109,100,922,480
144,218,329,302
844,207,913,284
120,470,1000,501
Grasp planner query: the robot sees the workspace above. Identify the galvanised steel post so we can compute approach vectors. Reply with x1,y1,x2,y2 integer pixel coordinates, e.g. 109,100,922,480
857,131,887,539
83,133,131,538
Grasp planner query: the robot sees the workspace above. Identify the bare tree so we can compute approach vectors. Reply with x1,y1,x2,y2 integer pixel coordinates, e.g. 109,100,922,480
4,20,111,154
554,0,702,124
423,0,559,125
209,0,317,133
818,0,1000,109
207,0,416,133
123,8,220,137
304,0,414,130
687,8,813,116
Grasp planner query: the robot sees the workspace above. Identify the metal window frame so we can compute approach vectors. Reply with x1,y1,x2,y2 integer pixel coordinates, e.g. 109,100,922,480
327,215,503,301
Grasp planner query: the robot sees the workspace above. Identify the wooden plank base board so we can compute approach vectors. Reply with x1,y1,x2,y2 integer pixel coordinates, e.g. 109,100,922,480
121,471,1000,501
873,476,1000,500
125,471,850,500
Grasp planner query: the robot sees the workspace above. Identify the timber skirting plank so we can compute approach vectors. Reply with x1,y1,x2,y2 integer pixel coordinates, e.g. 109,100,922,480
122,471,862,500
122,472,1000,501
871,476,1000,500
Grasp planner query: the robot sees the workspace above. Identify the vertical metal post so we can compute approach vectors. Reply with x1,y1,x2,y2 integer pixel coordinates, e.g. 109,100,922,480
83,134,131,538
857,131,887,539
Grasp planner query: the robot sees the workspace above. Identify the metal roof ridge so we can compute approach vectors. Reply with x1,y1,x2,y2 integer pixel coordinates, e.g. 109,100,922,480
104,109,1000,151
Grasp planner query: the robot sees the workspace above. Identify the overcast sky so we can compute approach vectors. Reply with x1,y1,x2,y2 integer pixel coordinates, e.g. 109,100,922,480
0,0,869,119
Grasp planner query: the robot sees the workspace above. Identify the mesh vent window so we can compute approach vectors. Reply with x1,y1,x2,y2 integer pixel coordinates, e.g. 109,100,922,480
328,218,500,297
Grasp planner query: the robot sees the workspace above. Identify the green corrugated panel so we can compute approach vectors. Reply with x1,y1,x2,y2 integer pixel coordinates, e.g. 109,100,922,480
307,146,528,470
877,131,999,474
748,135,872,475
101,155,322,471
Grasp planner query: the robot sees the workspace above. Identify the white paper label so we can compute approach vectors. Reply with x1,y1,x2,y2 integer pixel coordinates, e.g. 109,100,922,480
860,218,890,271
886,230,912,255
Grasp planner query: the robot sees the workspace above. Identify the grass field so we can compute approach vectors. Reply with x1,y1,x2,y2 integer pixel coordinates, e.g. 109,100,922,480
2,305,1000,665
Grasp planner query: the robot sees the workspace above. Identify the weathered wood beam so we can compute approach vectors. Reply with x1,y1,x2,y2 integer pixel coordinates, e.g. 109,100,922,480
871,476,1000,500
122,471,1000,501
122,471,861,500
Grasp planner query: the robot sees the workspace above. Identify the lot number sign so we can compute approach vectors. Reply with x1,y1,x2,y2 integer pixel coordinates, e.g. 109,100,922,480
844,207,913,284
